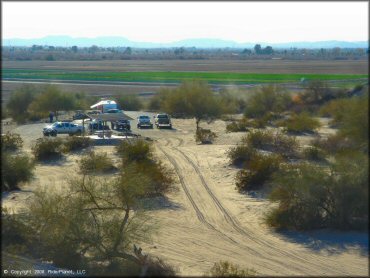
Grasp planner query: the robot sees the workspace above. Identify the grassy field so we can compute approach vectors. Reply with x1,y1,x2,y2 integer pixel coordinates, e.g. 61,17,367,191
2,69,367,84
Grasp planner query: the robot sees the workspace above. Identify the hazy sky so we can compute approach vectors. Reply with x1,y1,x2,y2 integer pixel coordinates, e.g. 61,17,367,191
2,1,368,42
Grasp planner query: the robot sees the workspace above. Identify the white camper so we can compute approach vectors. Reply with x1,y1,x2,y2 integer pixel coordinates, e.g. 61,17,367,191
90,99,118,113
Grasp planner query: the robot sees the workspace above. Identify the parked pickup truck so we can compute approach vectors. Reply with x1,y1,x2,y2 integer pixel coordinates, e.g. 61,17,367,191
154,113,172,129
43,122,84,136
137,115,153,129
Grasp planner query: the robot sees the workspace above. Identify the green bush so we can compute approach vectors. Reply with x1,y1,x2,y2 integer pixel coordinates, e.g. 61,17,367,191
31,137,64,161
207,261,257,277
115,94,143,111
244,130,298,158
2,209,35,255
131,160,175,196
280,112,321,134
227,144,257,167
266,152,368,230
2,153,35,191
235,153,283,191
311,134,356,155
79,151,116,174
302,146,327,162
62,136,91,153
116,139,152,163
6,84,39,124
244,85,292,119
195,128,217,144
225,118,250,132
1,132,23,151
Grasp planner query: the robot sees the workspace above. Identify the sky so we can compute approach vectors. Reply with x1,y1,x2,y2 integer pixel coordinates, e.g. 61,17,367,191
2,1,368,43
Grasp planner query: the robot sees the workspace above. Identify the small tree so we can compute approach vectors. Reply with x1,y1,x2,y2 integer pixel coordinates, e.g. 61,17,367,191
162,80,223,133
28,85,77,121
6,84,38,123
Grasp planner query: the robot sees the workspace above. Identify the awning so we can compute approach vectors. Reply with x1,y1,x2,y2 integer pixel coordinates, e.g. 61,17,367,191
90,100,117,109
88,113,134,121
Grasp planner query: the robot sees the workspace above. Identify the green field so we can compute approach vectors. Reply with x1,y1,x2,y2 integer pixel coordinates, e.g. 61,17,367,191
2,69,368,84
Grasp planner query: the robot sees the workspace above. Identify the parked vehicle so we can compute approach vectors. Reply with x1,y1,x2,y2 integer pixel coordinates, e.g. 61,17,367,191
43,122,84,136
137,115,153,129
112,119,131,131
88,120,110,133
72,111,90,120
90,99,118,113
86,110,102,115
154,113,172,129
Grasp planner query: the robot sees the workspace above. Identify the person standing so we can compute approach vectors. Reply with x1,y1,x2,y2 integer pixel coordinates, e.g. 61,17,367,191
49,111,54,123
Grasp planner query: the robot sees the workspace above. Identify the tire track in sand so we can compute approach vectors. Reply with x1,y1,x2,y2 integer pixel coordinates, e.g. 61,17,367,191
173,146,358,275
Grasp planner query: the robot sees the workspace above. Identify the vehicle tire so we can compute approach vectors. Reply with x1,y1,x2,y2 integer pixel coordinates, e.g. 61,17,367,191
51,131,57,137
169,125,172,129
76,130,82,136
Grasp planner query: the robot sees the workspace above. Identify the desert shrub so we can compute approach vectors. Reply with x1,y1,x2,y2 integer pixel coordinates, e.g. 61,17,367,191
115,94,143,111
227,144,257,167
195,128,217,144
6,84,39,123
2,153,35,192
31,137,64,161
62,136,91,152
225,118,250,132
244,85,292,119
1,132,23,151
116,139,152,163
244,130,298,158
17,174,162,272
319,98,348,125
311,134,356,155
131,161,174,196
79,151,116,174
302,146,327,162
235,153,283,191
2,209,36,255
337,95,368,151
279,112,321,134
266,152,368,230
207,261,257,277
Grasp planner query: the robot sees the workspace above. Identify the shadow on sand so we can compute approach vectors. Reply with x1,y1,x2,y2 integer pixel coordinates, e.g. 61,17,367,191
278,229,369,256
137,195,183,211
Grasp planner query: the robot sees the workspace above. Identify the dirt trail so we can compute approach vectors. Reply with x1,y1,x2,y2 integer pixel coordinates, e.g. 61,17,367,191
146,133,368,276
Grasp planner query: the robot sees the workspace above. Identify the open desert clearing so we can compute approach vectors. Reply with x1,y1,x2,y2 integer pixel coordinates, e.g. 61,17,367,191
2,114,368,276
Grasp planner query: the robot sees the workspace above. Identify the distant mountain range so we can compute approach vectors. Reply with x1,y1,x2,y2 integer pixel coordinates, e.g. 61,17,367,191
2,35,368,49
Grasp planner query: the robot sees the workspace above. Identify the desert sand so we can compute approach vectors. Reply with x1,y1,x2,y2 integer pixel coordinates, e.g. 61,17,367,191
2,115,368,276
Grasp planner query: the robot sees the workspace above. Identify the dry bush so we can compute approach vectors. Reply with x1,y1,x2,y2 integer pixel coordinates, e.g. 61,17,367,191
31,137,64,161
1,132,23,151
62,136,91,153
207,261,257,277
195,128,217,144
116,139,153,163
227,144,257,167
235,153,283,191
2,153,35,192
79,151,116,174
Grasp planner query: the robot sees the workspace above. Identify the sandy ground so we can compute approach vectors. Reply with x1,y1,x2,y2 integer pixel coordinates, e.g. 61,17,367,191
2,114,368,276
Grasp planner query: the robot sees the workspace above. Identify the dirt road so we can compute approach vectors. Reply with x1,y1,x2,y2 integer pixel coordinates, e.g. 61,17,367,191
2,114,368,276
